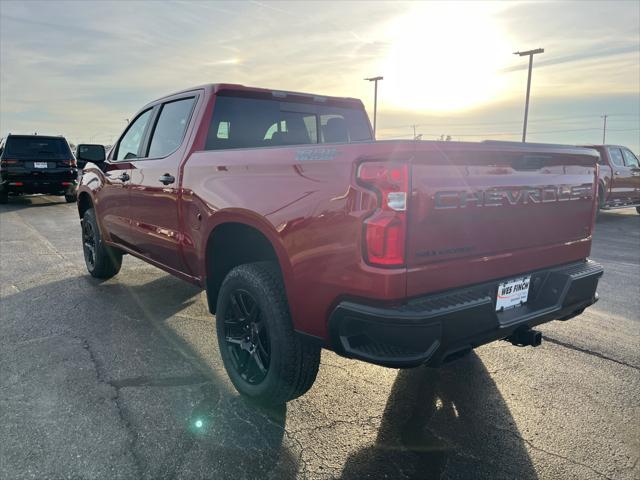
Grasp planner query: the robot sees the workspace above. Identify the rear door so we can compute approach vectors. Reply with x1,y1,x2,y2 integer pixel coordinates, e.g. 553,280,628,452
99,109,153,247
607,146,636,203
127,94,198,273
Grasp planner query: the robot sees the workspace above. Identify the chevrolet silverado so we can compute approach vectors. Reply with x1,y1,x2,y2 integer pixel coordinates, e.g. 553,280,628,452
76,84,603,404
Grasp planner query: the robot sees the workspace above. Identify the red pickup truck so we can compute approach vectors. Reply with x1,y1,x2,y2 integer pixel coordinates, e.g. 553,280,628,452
583,145,640,214
76,84,603,404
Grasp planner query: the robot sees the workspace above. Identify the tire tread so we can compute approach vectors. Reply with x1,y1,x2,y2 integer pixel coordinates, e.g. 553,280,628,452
217,262,320,404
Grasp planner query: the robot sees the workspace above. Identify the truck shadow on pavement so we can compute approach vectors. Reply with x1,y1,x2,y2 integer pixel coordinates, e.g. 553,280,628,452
0,195,69,212
341,354,538,480
2,271,537,479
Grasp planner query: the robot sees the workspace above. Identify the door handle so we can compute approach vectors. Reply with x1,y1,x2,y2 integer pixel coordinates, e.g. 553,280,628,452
614,171,621,175
159,174,175,185
116,172,130,182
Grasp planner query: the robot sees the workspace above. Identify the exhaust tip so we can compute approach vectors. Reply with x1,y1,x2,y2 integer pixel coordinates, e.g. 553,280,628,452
508,328,542,347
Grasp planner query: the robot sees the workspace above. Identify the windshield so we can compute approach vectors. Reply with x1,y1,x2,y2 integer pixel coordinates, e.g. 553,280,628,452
4,136,71,160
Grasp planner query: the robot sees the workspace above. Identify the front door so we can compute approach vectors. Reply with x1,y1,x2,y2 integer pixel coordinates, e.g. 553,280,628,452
97,108,153,249
127,95,198,274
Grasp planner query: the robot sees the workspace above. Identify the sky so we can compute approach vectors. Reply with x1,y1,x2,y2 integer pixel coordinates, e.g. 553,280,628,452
1,0,639,151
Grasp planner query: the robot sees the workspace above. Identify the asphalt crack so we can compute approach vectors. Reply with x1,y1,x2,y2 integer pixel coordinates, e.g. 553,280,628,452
543,335,639,371
491,424,616,480
521,437,615,480
78,337,145,479
110,374,210,389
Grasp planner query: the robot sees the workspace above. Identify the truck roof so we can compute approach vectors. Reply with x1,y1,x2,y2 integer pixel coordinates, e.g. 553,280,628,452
7,134,67,140
151,83,364,108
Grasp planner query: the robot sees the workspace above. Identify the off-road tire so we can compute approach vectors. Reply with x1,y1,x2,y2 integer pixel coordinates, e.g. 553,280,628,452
216,261,321,405
81,208,122,279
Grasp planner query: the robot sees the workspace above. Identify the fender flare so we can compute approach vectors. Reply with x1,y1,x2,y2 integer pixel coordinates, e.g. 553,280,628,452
201,208,295,293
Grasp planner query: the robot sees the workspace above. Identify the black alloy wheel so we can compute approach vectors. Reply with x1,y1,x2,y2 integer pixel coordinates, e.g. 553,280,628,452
223,289,271,385
215,262,321,404
82,217,97,271
81,208,122,279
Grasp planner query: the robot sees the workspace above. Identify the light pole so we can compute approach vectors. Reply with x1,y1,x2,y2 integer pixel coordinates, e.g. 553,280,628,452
601,114,608,144
365,76,383,139
513,48,544,142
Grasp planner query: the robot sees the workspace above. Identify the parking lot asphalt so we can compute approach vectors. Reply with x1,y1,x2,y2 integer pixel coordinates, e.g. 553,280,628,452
0,195,638,480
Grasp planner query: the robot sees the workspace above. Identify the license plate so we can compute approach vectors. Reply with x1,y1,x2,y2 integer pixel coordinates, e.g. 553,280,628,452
496,276,530,311
34,162,48,168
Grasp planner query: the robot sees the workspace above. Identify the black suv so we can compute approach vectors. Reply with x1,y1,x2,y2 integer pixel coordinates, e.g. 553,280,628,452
0,134,78,204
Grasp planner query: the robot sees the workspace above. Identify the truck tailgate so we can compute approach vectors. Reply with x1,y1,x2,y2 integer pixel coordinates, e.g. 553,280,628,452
406,142,598,297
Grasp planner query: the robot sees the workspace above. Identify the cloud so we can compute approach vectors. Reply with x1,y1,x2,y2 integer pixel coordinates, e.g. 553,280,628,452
0,0,638,152
501,44,639,73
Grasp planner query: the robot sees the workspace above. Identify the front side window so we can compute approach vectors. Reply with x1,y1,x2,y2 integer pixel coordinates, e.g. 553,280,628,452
148,97,196,158
116,109,152,161
622,148,639,168
607,147,624,167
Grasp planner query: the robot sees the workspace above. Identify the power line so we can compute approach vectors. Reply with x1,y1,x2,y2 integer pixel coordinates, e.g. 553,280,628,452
380,113,639,131
379,127,639,139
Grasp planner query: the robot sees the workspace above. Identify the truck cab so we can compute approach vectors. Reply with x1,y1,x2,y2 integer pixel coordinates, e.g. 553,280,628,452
586,144,640,213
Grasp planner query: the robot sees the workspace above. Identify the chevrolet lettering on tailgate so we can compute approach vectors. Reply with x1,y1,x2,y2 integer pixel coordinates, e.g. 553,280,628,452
434,184,594,209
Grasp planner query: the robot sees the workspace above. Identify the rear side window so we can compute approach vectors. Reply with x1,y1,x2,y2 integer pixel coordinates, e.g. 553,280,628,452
4,136,71,160
205,95,372,150
607,147,624,167
148,97,196,158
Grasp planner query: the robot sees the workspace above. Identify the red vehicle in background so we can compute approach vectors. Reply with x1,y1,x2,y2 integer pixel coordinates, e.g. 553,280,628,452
585,145,640,214
75,84,604,404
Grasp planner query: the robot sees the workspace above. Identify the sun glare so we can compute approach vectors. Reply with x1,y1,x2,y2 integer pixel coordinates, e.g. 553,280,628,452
382,3,511,112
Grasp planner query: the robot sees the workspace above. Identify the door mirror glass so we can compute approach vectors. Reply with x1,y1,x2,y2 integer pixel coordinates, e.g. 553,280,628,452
76,144,106,165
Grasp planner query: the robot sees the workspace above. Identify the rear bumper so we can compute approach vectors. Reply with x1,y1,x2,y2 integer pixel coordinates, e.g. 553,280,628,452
1,172,77,194
329,260,603,368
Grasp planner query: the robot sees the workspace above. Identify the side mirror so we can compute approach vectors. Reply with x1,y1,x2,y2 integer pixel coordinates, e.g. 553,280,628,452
75,144,106,168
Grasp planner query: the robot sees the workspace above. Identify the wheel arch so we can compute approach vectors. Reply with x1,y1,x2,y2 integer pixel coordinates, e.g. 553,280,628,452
77,191,93,218
203,214,293,315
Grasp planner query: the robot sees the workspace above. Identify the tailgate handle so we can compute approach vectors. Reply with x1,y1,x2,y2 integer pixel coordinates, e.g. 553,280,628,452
512,155,547,170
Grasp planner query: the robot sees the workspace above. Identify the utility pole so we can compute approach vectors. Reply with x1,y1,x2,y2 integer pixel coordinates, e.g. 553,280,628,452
365,76,383,139
411,124,417,140
513,48,544,142
601,114,608,144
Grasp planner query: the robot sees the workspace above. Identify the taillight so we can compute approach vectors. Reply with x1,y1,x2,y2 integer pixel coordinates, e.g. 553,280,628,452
61,159,77,167
1,159,18,166
357,162,408,267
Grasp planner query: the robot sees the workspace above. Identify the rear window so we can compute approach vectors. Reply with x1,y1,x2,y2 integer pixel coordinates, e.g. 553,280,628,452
205,95,372,150
4,136,71,160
